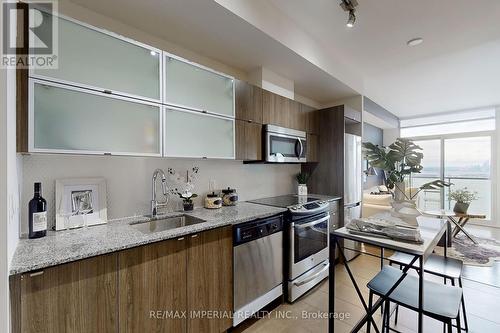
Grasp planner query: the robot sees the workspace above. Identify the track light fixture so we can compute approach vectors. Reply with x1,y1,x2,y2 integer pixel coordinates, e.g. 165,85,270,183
340,0,358,28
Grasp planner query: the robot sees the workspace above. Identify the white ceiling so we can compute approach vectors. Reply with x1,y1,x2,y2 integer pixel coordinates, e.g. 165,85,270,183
67,0,500,117
66,0,357,103
269,0,500,117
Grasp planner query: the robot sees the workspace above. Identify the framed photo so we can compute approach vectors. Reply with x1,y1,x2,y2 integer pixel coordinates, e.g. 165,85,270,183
55,178,107,230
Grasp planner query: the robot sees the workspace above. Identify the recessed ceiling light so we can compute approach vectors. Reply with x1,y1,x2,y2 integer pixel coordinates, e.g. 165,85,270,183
407,38,423,47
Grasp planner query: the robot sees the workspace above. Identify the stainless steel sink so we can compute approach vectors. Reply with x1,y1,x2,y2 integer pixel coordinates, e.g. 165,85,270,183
131,215,206,234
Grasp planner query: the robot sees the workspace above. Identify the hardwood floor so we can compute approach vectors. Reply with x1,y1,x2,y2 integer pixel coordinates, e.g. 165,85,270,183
236,246,500,332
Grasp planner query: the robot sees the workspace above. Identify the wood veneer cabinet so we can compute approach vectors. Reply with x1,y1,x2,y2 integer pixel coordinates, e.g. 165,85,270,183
118,237,187,333
11,226,233,333
235,120,262,161
119,226,233,333
235,80,263,123
306,133,319,163
303,104,319,135
262,90,308,131
187,226,233,333
11,253,118,333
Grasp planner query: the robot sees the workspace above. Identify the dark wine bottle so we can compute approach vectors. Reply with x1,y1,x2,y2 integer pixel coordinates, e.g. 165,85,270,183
28,182,47,239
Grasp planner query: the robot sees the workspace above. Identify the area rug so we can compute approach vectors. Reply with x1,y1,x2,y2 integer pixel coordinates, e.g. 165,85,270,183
434,234,500,267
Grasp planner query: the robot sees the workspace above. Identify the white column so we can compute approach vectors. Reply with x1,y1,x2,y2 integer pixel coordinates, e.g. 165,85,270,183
495,107,500,226
0,67,10,333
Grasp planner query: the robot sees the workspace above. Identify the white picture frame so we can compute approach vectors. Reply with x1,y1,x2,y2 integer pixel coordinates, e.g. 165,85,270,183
55,178,108,230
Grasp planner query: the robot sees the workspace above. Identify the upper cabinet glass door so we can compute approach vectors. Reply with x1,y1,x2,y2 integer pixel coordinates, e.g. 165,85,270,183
32,12,161,101
165,56,234,117
165,108,234,159
31,80,161,156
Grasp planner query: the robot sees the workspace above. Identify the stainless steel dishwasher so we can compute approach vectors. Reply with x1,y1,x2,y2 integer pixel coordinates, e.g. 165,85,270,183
233,215,283,326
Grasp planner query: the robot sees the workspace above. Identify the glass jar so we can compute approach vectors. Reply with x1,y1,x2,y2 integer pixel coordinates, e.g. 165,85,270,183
221,187,238,206
204,192,222,209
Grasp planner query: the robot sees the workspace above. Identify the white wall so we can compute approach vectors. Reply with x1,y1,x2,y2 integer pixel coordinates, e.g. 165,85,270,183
383,128,401,146
1,46,20,333
0,68,11,333
19,155,299,234
213,0,363,94
495,107,500,226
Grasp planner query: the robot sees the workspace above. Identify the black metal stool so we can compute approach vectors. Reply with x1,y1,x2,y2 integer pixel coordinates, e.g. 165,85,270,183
367,266,463,333
388,252,468,331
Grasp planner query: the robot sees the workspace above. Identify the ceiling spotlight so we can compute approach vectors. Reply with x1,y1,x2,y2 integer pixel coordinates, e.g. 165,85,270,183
346,10,356,28
340,0,359,28
407,38,424,47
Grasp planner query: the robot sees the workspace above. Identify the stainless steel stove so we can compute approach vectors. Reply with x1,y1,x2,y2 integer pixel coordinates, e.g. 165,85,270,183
248,195,330,214
248,195,330,302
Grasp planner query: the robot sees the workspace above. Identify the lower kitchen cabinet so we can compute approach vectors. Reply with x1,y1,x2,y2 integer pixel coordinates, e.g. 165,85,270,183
118,237,187,333
12,253,118,333
10,226,233,333
187,226,233,333
235,120,262,161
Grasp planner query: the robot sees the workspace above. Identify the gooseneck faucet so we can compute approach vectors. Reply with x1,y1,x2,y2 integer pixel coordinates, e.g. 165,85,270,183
151,168,169,217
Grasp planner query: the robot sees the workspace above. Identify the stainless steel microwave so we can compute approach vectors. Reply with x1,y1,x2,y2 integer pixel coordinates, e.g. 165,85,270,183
265,125,307,163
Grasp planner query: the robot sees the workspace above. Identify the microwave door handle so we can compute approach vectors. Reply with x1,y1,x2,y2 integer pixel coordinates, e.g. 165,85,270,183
294,139,301,158
298,138,304,158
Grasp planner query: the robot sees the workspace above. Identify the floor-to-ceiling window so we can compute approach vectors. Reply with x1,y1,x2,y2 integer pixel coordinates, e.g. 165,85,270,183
401,108,496,222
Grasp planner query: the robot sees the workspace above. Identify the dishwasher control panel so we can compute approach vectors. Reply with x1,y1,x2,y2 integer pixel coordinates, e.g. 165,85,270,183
233,215,283,246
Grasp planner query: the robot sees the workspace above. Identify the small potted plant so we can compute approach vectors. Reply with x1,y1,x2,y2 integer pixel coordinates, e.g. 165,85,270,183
449,187,478,214
178,192,198,211
296,172,309,196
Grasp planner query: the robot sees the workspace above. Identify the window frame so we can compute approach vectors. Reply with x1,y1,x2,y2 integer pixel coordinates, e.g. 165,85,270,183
406,130,496,224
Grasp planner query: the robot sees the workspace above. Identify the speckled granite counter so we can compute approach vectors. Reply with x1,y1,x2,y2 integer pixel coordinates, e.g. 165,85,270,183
9,202,286,275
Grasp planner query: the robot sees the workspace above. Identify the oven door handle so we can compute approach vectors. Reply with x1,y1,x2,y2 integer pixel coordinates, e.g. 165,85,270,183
293,262,329,286
294,215,329,229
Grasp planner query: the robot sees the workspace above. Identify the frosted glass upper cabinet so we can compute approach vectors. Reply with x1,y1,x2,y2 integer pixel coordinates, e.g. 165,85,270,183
165,108,235,159
32,12,161,102
165,56,235,117
30,79,162,156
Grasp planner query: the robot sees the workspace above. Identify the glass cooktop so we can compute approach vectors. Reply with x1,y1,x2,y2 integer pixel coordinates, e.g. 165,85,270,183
248,195,321,208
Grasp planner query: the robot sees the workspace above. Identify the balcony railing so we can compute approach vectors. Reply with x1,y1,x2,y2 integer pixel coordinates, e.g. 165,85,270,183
409,176,491,219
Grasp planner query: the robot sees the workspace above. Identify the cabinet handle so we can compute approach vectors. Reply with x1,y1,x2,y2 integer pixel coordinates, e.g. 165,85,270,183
103,89,112,94
177,237,185,241
103,152,112,156
29,271,44,277
247,119,253,123
191,234,198,238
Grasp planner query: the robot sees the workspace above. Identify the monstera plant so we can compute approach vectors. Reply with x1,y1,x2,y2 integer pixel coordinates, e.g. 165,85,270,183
363,138,450,201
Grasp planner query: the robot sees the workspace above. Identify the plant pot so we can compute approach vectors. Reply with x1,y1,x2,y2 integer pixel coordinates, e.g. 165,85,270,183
391,200,420,226
298,184,308,196
393,182,406,201
183,202,194,211
453,202,469,214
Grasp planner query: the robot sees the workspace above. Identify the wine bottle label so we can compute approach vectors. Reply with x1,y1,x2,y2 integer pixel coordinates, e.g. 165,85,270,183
32,212,47,232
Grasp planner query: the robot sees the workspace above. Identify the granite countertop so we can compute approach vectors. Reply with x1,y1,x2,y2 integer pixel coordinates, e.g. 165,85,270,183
9,202,286,276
